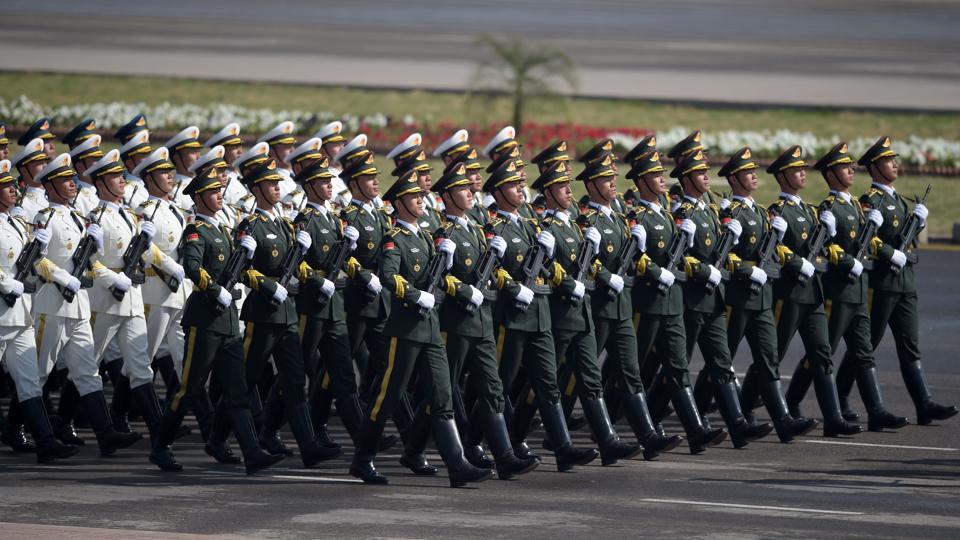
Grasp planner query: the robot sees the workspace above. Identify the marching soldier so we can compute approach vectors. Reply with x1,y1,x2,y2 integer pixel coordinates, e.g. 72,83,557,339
190,146,241,229
532,161,642,465
164,126,202,212
444,147,489,225
673,150,773,447
258,121,303,213
118,130,152,210
148,164,285,473
235,158,340,468
430,162,540,478
667,130,721,208
0,159,79,462
11,138,50,222
230,141,271,218
0,123,9,161
348,168,493,487
18,117,58,158
132,148,191,415
784,142,908,431
311,121,350,208
758,145,861,437
61,118,98,150
842,137,957,424
485,158,599,470
387,134,442,231
31,153,143,455
204,123,248,208
433,129,471,166
717,147,819,443
86,149,182,446
66,134,103,215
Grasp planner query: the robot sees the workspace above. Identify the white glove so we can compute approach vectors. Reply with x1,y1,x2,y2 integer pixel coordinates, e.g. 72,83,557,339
216,287,233,307
720,198,731,210
416,290,436,310
849,259,864,278
585,227,601,254
749,266,767,285
890,249,907,268
867,209,883,228
139,220,156,240
239,236,257,260
272,283,288,304
820,210,837,238
515,284,534,305
319,277,335,298
725,219,743,243
343,225,359,250
468,285,484,307
63,274,81,293
111,272,132,292
572,280,585,300
9,206,26,219
658,269,676,288
537,230,555,258
489,236,507,258
296,230,312,252
799,259,815,278
771,216,788,241
913,203,928,223
0,278,24,297
608,273,624,293
679,219,697,248
33,228,51,246
438,238,456,270
366,273,382,294
162,259,185,282
630,224,647,252
707,264,722,286
87,224,104,251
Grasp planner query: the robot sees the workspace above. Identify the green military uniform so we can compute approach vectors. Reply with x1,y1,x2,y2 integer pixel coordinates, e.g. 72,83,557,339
629,150,726,453
236,159,340,467
484,158,599,470
447,148,489,226
290,159,370,447
150,165,283,474
667,130,723,207
763,146,861,437
843,136,956,425
349,170,493,487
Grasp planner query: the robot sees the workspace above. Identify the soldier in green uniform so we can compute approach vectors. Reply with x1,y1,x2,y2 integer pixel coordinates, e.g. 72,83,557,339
579,138,629,215
390,144,442,232
148,165,285,474
431,162,541,478
348,169,493,487
783,142,908,431
672,151,774,448
842,136,956,425
578,152,684,459
626,151,727,454
718,147,818,443
485,147,537,220
760,145,861,437
486,158,600,470
667,130,721,208
529,161,642,465
531,140,578,220
446,147,488,226
235,159,341,467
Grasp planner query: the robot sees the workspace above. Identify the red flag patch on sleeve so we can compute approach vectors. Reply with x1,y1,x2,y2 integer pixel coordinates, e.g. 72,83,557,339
186,233,200,242
384,241,395,250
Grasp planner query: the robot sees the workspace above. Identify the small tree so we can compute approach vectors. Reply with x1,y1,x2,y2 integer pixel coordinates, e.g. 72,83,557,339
470,35,578,132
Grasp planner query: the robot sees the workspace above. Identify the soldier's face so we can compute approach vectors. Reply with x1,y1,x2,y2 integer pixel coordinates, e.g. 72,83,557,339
130,153,147,167
257,180,282,205
829,164,855,189
416,171,432,191
399,193,425,218
874,157,898,181
217,167,230,184
271,143,294,166
446,185,474,211
25,159,47,182
0,183,17,208
732,170,759,192
43,140,57,158
197,189,223,213
469,170,483,192
49,176,78,201
640,172,666,195
547,182,573,210
223,144,243,165
688,170,711,193
96,172,126,200
150,170,175,194
322,142,344,160
356,174,380,197
177,149,199,171
781,167,807,190
309,178,334,201
593,175,618,200
499,181,526,209
0,144,8,160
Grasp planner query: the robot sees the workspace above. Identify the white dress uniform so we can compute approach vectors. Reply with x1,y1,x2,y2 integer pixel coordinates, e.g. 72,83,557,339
222,169,249,208
88,201,178,389
136,197,190,376
123,176,149,211
0,212,42,401
20,186,48,223
73,179,100,216
31,203,103,397
172,173,196,214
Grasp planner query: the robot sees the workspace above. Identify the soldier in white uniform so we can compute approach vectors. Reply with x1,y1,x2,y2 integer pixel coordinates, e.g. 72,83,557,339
85,149,184,447
312,121,350,209
283,137,326,217
0,124,9,161
118,128,153,211
132,148,191,407
67,134,103,216
205,123,249,209
31,154,143,456
259,121,302,216
228,142,270,221
164,126,202,213
0,159,78,462
10,138,50,223
18,118,58,158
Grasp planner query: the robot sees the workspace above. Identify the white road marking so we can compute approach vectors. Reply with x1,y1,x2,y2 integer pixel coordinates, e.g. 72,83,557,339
640,498,864,516
803,440,958,452
204,469,363,484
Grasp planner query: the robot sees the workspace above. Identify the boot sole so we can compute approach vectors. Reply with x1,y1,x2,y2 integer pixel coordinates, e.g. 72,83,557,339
497,459,540,480
204,446,243,465
245,455,285,475
349,467,389,484
38,446,81,463
399,456,439,475
450,469,494,487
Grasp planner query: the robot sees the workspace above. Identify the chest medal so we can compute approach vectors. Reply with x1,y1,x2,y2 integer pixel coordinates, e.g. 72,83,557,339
705,238,712,246
272,249,279,258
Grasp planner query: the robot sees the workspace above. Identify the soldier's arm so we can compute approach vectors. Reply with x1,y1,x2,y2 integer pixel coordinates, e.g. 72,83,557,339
819,200,855,274
182,223,222,300
859,193,896,262
378,233,425,304
767,202,801,274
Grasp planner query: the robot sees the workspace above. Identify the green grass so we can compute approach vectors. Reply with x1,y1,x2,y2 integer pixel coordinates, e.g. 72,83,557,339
3,71,959,140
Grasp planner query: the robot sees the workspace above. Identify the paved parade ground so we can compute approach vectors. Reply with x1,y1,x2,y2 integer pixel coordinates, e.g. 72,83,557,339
1,0,959,110
1,247,958,539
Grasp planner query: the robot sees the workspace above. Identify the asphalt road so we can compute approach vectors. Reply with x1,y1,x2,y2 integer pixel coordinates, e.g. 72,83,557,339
1,0,959,109
1,248,958,538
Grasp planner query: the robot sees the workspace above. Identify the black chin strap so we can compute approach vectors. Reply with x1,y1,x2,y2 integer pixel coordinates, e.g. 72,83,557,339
445,190,468,213
869,162,895,185
96,177,123,200
681,175,705,197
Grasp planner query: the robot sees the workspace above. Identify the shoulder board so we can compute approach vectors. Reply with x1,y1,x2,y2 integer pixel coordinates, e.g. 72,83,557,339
439,220,455,231
37,207,54,217
192,220,210,229
488,216,505,227
342,205,358,214
708,203,720,215
243,214,262,224
582,208,598,218
377,207,391,215
824,194,836,205
523,217,539,225
769,199,786,210
728,199,743,210
387,226,408,237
